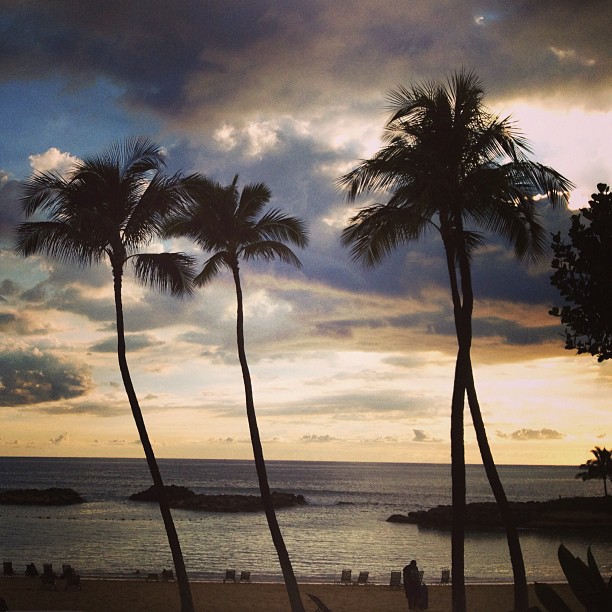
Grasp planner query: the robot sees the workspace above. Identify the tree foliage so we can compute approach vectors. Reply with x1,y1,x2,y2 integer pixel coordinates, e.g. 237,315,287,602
550,184,612,361
534,545,612,612
576,446,612,497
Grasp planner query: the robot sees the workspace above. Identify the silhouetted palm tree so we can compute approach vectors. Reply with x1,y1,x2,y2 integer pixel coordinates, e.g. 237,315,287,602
576,446,612,496
163,174,309,612
15,137,196,612
339,70,572,612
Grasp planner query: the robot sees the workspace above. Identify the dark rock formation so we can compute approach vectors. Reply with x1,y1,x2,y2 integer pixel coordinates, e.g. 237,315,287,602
0,487,85,506
129,485,196,503
130,485,307,512
387,496,612,530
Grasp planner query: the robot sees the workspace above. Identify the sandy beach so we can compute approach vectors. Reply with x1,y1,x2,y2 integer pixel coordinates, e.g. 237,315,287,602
0,577,580,611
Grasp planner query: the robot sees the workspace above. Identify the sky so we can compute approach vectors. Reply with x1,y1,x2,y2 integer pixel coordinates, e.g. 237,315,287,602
0,1,611,465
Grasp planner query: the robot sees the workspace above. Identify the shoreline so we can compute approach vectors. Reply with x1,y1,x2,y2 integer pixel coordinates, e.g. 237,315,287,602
0,577,581,611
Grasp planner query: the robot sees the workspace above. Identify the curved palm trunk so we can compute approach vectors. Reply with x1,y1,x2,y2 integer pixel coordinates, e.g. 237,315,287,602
231,265,305,612
452,239,529,612
442,235,468,612
450,349,468,612
465,365,529,611
112,264,194,612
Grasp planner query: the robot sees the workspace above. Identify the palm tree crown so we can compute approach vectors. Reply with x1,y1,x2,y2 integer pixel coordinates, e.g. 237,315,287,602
15,136,195,294
340,70,573,267
166,174,308,285
576,446,612,496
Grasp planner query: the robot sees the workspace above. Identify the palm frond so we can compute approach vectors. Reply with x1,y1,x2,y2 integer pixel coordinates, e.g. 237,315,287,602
241,241,303,268
237,182,272,224
14,221,102,265
341,202,431,267
132,252,196,296
124,171,187,247
20,172,71,217
251,209,309,248
194,252,230,286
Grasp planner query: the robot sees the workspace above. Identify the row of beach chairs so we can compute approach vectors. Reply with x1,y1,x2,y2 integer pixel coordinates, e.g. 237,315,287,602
337,567,450,588
2,561,81,590
223,569,251,583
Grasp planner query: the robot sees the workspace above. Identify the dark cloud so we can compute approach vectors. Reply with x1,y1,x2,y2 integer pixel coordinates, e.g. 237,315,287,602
49,432,69,445
0,1,609,133
0,347,92,406
89,333,164,353
497,428,565,441
0,178,23,244
300,434,337,443
412,429,442,443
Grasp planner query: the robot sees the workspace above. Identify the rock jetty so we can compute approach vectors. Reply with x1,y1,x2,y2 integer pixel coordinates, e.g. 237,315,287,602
130,485,307,513
387,496,612,530
0,487,85,506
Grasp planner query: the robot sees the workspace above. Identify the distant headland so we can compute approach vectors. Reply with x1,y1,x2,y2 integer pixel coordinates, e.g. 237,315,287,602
130,485,307,513
387,496,612,530
0,487,85,506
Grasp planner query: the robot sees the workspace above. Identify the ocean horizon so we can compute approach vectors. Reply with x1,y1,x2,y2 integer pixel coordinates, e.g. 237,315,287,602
1,457,610,585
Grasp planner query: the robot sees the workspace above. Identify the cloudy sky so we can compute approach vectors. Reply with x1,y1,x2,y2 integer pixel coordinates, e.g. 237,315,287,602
0,1,610,465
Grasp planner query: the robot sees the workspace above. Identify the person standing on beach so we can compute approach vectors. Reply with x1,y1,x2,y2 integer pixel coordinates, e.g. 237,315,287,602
403,560,420,610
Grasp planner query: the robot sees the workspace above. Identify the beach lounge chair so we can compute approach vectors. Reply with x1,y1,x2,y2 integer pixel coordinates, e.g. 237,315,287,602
239,570,251,583
355,571,369,586
223,569,236,583
146,573,159,582
440,568,450,584
336,568,351,585
65,571,82,591
389,570,402,589
2,562,14,577
307,593,333,612
61,564,73,579
42,564,55,578
161,569,174,582
0,596,9,611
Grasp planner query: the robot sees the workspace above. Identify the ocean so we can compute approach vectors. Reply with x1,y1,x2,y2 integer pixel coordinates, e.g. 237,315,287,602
0,457,610,585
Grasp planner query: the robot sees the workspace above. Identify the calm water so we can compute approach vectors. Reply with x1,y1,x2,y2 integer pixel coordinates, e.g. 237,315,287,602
0,457,610,584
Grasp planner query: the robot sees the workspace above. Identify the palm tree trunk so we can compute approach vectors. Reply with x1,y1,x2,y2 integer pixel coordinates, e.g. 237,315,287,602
232,265,305,612
453,240,529,612
112,264,194,612
465,366,529,612
442,234,468,612
450,348,468,612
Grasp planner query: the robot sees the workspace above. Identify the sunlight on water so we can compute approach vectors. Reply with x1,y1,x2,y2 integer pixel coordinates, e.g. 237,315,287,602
0,458,609,584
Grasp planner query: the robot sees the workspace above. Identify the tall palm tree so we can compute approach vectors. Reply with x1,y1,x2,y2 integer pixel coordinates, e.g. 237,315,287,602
576,446,612,496
163,174,309,612
14,137,196,612
339,70,572,612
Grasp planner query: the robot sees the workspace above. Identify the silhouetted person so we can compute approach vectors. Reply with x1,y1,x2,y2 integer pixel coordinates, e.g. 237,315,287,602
403,559,420,610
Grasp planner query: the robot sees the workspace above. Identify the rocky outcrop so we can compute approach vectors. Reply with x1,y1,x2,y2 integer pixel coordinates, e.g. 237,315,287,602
0,487,85,505
130,485,307,512
387,496,612,530
129,485,196,503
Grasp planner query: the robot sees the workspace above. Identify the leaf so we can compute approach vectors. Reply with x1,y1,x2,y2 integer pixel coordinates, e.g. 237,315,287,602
534,582,573,612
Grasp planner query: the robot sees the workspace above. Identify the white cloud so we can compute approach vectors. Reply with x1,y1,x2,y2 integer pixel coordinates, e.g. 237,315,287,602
29,147,80,177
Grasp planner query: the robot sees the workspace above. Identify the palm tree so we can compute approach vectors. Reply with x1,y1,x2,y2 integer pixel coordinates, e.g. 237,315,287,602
163,174,309,612
14,137,196,612
576,446,612,496
339,70,572,612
